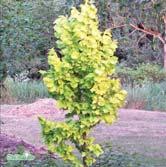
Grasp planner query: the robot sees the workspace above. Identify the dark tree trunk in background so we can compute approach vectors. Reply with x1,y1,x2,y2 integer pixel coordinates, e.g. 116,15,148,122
0,51,7,88
164,16,166,70
164,43,166,69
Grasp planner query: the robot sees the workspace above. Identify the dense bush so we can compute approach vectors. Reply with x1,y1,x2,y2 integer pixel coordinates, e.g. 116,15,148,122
92,144,141,167
1,0,66,79
117,63,166,85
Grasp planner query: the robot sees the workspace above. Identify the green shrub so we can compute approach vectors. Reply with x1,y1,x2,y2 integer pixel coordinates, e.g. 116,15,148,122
1,0,66,78
117,63,166,86
92,144,141,167
39,1,126,167
4,78,49,103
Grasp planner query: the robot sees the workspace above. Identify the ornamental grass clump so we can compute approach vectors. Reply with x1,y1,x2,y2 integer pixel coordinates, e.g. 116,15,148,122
39,0,126,166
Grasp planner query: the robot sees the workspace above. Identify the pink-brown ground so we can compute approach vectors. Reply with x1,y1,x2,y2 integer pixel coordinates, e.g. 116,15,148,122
1,98,166,163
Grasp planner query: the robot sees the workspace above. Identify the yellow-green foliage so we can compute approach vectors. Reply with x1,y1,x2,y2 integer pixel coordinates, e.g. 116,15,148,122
39,0,126,166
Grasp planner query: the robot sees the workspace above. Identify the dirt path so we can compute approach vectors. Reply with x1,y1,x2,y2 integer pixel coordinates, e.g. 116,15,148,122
1,98,166,163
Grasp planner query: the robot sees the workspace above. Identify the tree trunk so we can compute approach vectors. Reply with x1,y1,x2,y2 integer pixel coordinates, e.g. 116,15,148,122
164,15,166,70
164,43,166,70
83,157,88,167
82,132,88,167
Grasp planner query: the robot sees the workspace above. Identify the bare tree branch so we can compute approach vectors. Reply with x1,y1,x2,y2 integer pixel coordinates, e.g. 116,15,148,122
110,24,127,30
136,34,146,46
129,23,165,44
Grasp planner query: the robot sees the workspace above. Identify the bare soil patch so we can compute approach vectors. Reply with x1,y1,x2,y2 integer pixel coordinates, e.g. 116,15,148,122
1,98,166,164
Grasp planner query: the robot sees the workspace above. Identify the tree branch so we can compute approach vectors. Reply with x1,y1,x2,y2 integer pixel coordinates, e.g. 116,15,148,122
129,23,165,44
136,34,146,46
110,24,127,30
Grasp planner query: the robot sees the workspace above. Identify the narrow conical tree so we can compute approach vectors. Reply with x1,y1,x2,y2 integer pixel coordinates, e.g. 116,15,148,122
39,0,126,166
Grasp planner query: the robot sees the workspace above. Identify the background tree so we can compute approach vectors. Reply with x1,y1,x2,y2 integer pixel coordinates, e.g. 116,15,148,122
65,0,166,67
39,1,126,166
1,0,165,80
1,0,65,79
109,0,166,68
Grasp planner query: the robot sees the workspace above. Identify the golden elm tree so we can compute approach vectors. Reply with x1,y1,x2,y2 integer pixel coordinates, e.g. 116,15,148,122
39,0,126,166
